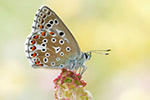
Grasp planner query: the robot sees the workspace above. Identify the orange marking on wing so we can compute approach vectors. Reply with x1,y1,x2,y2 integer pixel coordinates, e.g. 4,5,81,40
38,64,43,66
32,53,37,57
41,32,45,36
35,60,43,66
32,40,35,44
33,35,39,39
40,25,44,29
40,19,44,23
43,15,46,18
32,46,36,51
50,32,54,35
35,60,40,64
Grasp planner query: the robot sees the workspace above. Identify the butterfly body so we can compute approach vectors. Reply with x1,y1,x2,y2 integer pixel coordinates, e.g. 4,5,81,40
25,5,93,74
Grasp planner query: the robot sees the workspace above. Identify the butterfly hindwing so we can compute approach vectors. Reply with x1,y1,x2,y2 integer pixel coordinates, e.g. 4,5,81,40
25,29,78,68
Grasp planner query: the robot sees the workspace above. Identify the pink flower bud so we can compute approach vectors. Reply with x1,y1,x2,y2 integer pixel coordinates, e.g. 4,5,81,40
54,69,93,100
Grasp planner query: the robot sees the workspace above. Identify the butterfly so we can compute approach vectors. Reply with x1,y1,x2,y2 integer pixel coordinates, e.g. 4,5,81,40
25,5,110,75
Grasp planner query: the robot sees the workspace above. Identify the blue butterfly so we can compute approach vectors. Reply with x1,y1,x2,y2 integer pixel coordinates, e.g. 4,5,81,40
25,5,110,75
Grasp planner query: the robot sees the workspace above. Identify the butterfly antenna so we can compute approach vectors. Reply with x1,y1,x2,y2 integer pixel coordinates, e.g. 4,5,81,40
89,49,111,55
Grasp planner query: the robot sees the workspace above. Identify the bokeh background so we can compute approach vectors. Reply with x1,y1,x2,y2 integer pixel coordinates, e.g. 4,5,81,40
0,0,150,100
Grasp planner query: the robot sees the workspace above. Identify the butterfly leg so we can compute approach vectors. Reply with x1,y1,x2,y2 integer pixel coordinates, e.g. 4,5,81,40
80,65,87,75
68,60,76,71
79,67,82,74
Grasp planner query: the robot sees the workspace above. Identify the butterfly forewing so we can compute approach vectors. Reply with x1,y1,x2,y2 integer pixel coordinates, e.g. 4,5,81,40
32,5,81,58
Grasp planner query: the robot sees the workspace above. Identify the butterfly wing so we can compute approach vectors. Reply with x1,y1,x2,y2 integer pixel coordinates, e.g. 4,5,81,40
25,5,81,68
32,5,81,57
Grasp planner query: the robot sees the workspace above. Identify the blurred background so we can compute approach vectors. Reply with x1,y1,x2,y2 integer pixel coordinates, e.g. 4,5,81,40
0,0,150,100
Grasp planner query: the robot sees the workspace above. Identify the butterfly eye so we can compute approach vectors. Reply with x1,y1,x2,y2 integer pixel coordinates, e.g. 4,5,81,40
45,53,50,57
60,52,64,56
51,62,55,66
84,53,88,59
43,57,48,63
59,39,64,45
51,38,56,43
42,39,48,43
66,47,71,52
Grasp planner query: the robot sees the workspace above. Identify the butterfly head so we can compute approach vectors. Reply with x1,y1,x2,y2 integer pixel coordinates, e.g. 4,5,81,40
83,52,92,61
83,49,111,61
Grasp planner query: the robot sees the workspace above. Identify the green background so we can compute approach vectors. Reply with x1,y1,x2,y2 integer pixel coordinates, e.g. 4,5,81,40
0,0,150,100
